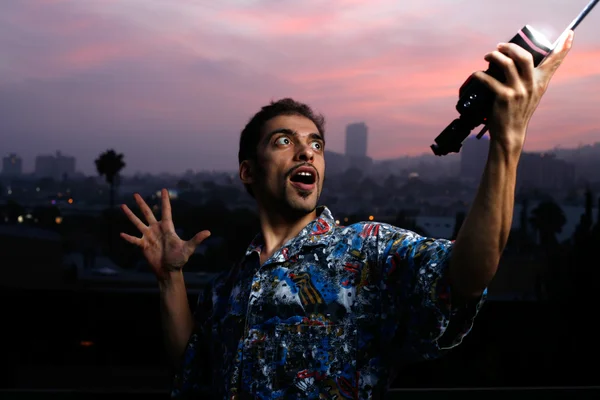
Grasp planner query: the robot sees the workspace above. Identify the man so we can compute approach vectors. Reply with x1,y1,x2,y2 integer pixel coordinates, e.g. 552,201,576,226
120,31,574,399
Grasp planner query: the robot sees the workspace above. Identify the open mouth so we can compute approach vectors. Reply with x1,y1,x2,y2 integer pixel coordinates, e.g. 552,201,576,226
289,167,317,191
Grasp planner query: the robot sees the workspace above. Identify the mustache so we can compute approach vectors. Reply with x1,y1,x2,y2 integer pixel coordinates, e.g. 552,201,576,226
285,163,320,181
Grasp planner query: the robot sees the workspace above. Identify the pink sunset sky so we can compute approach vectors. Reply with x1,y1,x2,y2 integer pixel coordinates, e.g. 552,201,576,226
2,0,599,175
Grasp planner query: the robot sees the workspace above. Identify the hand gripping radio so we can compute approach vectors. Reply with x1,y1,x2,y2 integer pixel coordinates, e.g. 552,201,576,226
431,0,599,156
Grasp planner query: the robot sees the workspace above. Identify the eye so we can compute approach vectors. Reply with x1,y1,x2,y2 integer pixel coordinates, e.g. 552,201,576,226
275,136,291,146
311,141,322,151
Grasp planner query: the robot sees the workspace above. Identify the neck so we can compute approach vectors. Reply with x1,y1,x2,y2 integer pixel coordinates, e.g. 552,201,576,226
257,204,318,260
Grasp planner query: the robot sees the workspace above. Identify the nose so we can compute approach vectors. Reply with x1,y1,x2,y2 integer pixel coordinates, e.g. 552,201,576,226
295,142,314,162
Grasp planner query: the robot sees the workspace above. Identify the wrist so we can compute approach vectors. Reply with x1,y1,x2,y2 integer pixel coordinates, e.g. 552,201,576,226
489,132,525,162
158,269,185,293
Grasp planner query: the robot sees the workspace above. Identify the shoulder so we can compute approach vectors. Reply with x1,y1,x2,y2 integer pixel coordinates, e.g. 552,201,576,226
196,265,236,305
329,220,450,259
331,220,423,241
325,220,421,258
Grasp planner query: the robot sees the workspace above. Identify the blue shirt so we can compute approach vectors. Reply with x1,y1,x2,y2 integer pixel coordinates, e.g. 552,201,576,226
171,206,486,399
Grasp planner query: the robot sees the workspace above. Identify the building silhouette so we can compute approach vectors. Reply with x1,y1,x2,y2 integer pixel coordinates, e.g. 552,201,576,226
459,137,576,189
324,151,350,175
35,151,76,180
345,123,368,158
517,152,575,190
345,122,372,171
460,136,489,181
1,153,23,177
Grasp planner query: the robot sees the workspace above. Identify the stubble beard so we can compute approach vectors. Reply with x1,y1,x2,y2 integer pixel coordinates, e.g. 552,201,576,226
281,182,320,217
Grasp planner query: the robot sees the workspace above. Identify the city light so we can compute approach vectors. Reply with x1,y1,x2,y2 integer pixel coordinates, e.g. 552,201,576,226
36,187,40,192
68,198,73,204
17,215,23,223
368,215,374,221
156,189,178,199
55,216,63,224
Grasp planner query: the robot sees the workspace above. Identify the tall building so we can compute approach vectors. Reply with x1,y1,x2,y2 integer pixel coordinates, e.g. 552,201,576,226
460,136,489,181
345,122,368,158
1,153,23,177
35,151,76,180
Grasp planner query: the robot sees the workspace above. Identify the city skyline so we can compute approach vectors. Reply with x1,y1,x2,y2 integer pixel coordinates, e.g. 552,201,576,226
2,0,600,175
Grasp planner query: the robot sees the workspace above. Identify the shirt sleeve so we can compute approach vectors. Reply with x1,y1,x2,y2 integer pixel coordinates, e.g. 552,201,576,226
378,226,487,363
170,278,216,399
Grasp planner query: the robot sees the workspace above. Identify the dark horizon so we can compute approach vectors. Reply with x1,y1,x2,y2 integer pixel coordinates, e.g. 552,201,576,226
4,139,600,177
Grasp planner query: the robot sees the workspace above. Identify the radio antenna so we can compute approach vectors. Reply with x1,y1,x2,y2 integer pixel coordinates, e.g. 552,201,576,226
552,0,599,48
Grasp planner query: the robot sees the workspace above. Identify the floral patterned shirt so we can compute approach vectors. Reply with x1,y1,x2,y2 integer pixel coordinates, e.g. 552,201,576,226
171,206,486,399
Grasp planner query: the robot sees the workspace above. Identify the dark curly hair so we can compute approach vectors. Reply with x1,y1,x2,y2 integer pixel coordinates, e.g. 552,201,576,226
238,98,326,197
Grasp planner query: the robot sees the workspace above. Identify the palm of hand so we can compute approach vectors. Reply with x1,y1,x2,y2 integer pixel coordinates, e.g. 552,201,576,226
142,225,189,273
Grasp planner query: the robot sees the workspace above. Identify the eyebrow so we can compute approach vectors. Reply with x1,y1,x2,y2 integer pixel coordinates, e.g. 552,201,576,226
264,128,325,144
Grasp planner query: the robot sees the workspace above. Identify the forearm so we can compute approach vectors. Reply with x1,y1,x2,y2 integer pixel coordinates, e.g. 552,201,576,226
449,138,521,298
158,270,195,369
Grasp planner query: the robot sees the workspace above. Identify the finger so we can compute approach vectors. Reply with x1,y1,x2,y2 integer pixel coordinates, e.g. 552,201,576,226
496,42,534,83
192,230,211,245
484,50,520,86
120,232,142,246
539,30,574,74
121,204,148,232
161,188,172,222
472,70,508,99
134,193,157,224
185,230,211,253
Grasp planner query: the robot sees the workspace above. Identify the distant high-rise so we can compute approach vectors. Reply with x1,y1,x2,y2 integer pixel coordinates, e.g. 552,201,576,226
345,122,368,158
1,153,23,177
460,136,489,181
35,151,76,180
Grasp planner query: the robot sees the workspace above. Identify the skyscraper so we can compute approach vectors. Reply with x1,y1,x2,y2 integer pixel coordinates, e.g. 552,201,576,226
460,136,489,181
345,122,368,158
35,151,76,180
1,153,23,177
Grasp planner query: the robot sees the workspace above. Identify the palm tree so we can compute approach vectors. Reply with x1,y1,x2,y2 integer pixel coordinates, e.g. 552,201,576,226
95,149,126,209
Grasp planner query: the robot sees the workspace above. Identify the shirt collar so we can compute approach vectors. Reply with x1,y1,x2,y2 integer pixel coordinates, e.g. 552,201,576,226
244,205,336,264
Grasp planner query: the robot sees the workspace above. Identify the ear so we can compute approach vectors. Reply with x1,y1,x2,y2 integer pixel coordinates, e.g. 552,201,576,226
239,160,254,185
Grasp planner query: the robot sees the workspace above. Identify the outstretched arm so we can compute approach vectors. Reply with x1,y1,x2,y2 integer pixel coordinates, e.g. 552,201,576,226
449,31,574,298
121,188,211,368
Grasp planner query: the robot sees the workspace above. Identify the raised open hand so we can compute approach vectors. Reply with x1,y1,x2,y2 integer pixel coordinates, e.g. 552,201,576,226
120,188,211,282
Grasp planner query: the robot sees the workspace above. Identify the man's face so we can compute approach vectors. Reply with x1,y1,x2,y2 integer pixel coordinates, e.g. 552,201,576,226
248,114,325,216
